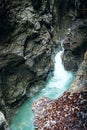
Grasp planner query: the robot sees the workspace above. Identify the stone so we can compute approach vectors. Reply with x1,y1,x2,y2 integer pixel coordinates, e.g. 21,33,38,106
31,0,42,10
62,19,87,71
34,22,41,31
0,0,87,127
0,0,56,121
70,57,87,92
32,91,87,130
61,51,78,71
0,111,8,130
62,37,71,51
84,51,87,60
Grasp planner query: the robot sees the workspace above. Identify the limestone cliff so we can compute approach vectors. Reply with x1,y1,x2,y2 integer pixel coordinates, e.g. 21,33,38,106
62,19,87,71
0,0,57,122
0,0,87,128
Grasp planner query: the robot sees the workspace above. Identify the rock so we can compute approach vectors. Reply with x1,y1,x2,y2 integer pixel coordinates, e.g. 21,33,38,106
70,57,87,92
62,37,71,51
0,0,87,126
34,22,41,31
31,0,42,10
61,51,78,71
32,14,87,129
32,91,87,130
62,19,87,71
84,51,87,60
0,54,35,104
0,111,8,130
0,0,56,121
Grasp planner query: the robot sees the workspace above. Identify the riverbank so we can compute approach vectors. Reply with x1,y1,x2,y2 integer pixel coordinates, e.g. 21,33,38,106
10,51,75,130
32,51,87,130
0,0,87,129
32,13,87,128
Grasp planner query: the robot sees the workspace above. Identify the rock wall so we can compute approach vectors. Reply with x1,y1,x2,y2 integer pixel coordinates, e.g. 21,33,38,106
62,19,87,71
70,51,87,92
0,0,87,126
0,0,58,121
32,0,87,130
54,0,87,72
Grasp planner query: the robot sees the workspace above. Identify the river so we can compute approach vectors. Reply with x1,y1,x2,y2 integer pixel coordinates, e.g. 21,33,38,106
10,51,75,130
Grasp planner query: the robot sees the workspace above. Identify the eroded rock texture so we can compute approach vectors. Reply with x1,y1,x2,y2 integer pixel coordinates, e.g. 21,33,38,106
0,0,87,126
0,0,57,120
54,0,87,72
0,111,10,130
62,19,87,71
70,51,87,92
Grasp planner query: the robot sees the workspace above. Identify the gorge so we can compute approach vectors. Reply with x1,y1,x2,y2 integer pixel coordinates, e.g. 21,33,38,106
10,51,75,130
0,0,87,130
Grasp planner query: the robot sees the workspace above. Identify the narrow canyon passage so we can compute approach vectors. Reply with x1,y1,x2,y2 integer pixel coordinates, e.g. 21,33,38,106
10,51,75,130
0,1,87,130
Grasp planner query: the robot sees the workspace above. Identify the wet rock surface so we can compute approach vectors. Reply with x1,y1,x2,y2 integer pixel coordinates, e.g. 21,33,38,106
70,51,87,92
33,91,87,130
62,19,87,71
0,0,87,126
0,0,56,119
33,49,87,130
0,111,10,130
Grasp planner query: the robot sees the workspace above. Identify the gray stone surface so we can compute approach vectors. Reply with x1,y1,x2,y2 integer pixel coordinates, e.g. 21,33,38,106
0,0,87,125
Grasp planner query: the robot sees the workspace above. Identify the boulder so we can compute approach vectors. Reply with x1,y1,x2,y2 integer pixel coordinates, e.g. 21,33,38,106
84,51,87,60
0,111,8,130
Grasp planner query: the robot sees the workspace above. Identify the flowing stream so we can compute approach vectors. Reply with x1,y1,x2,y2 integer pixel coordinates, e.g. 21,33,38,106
10,51,75,130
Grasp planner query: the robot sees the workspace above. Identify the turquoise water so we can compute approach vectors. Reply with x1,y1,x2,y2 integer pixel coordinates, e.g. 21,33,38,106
10,51,75,130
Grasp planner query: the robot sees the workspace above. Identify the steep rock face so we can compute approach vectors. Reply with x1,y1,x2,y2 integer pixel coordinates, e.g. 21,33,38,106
1,0,86,109
0,0,56,119
54,0,87,72
0,0,87,125
70,51,87,92
62,19,87,71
